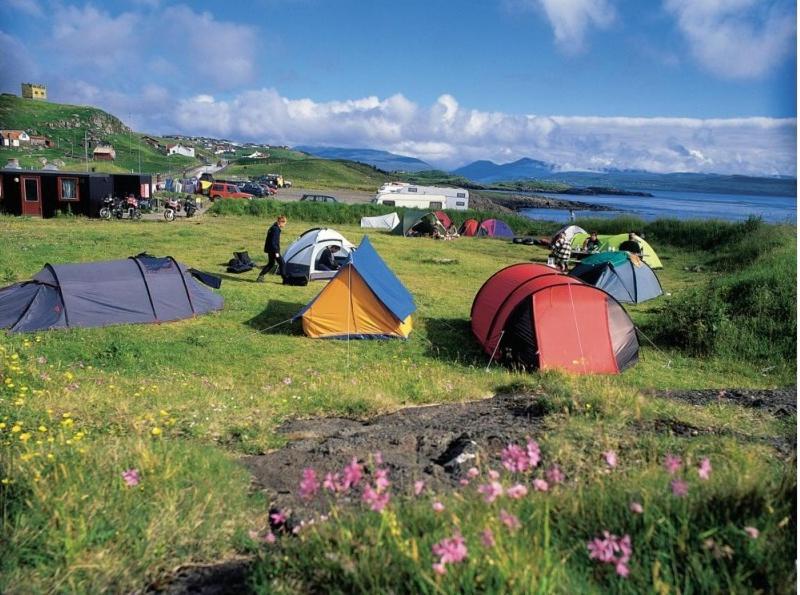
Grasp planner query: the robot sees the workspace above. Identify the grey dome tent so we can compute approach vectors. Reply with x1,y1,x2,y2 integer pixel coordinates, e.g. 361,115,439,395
0,255,223,332
569,251,662,304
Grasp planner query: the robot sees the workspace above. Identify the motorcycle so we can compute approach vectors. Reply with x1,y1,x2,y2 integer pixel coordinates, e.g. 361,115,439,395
99,195,118,220
183,197,198,218
123,195,142,220
163,196,182,221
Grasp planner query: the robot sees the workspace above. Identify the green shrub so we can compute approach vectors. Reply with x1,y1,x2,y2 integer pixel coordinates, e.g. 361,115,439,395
648,287,728,356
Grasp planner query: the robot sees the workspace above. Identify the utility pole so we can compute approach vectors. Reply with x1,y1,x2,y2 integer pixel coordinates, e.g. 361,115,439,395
84,130,88,172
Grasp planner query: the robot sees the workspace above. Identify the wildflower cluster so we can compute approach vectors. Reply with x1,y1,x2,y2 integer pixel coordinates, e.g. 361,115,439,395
587,531,633,577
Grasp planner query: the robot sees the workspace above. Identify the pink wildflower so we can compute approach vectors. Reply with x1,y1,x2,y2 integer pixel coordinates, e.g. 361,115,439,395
432,532,468,565
664,454,682,475
488,469,500,480
342,457,363,489
526,439,541,468
480,528,496,548
414,480,426,496
506,483,528,499
670,478,689,497
374,468,390,492
499,509,521,531
432,562,446,575
270,510,287,525
629,501,644,514
545,465,565,485
478,480,504,503
744,526,759,539
282,377,292,385
467,467,480,478
248,529,276,544
323,472,343,492
697,457,712,481
433,501,445,513
501,443,530,473
587,531,632,578
459,478,470,486
362,485,390,512
122,468,140,487
532,478,549,492
602,450,618,468
298,468,319,500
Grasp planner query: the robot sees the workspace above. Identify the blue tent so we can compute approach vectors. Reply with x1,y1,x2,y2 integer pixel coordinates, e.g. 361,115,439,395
569,252,662,304
0,255,223,332
293,236,416,339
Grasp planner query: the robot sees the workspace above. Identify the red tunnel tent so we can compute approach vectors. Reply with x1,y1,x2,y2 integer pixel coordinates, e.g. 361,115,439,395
459,218,479,236
471,263,639,374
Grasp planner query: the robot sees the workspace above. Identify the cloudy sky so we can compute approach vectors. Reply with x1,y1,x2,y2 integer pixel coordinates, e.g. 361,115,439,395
1,0,796,174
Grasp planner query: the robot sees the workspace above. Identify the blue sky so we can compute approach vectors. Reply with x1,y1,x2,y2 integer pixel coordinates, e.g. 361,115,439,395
1,0,796,174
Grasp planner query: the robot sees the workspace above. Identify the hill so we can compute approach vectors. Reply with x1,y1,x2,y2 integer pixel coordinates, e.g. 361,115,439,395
452,157,558,182
0,94,202,174
220,157,393,191
295,146,434,172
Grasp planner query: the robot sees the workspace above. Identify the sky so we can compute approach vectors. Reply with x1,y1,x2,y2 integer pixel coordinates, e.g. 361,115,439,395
1,0,797,175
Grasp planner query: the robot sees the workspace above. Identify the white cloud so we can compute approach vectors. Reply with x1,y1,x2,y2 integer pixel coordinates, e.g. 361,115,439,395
7,0,43,17
513,0,615,52
170,90,796,175
665,0,796,78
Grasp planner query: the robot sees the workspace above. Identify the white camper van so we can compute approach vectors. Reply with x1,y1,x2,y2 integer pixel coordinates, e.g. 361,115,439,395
373,183,469,210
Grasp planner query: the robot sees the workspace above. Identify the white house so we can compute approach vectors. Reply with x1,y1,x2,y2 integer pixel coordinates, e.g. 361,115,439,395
0,130,30,147
166,143,196,158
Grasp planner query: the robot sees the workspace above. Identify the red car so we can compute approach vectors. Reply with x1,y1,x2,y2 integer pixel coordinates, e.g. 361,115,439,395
209,182,253,201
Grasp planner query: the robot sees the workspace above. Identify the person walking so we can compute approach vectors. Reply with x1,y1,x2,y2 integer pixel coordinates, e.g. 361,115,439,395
256,215,287,281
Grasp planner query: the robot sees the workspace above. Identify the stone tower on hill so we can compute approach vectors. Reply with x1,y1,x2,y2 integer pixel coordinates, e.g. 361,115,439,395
21,83,47,100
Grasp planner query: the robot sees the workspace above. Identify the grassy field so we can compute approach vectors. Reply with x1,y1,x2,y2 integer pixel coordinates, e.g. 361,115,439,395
0,209,795,592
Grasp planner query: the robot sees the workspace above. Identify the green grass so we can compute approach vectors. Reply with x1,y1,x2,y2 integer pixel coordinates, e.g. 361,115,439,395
0,213,795,592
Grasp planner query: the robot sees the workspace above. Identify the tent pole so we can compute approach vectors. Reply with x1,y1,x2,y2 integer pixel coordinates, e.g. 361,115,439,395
347,264,352,368
486,330,505,371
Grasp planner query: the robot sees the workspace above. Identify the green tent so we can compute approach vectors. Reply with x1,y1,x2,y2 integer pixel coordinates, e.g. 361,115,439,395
392,210,445,237
570,232,662,269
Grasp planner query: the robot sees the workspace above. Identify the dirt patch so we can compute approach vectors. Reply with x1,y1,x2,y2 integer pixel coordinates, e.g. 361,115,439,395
242,392,551,517
647,387,796,417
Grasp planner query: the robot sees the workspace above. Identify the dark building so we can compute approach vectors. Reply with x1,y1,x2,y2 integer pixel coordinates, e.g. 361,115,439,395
0,168,152,218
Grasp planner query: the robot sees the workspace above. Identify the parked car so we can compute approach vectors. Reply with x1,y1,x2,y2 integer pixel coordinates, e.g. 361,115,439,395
239,182,267,197
209,182,254,201
300,194,339,203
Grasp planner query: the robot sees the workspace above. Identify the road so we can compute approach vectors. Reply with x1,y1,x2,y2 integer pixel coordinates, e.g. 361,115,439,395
273,186,375,205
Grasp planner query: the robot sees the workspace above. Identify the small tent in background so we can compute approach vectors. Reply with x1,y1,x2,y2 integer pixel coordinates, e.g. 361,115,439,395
434,210,452,229
471,263,639,374
0,255,223,332
570,252,663,304
283,228,355,281
459,219,479,236
360,212,400,231
393,210,446,237
477,218,514,238
553,224,587,244
600,234,663,269
293,236,415,339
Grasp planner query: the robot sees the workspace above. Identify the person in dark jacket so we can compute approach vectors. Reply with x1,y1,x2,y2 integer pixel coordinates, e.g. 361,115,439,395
256,215,287,281
316,245,341,271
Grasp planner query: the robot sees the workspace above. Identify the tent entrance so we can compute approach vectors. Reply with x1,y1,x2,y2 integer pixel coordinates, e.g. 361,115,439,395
501,297,539,370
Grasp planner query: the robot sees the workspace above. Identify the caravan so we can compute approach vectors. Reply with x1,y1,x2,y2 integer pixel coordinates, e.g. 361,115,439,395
373,182,469,210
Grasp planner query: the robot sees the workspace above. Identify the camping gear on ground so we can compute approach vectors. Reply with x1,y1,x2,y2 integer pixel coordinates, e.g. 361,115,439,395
0,255,223,332
471,263,639,374
569,252,663,304
293,236,415,339
392,210,447,237
360,212,400,231
459,219,479,237
477,219,514,238
434,210,452,230
227,251,255,273
283,228,355,281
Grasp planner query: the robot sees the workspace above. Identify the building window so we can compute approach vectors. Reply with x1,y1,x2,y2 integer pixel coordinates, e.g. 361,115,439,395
58,177,80,201
457,192,466,198
408,187,417,192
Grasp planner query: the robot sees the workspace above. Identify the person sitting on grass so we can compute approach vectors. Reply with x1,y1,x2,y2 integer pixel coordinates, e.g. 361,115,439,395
317,244,341,271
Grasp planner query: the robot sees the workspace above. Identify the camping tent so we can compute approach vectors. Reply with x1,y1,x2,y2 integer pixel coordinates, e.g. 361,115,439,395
569,252,662,304
360,212,400,231
553,224,587,244
293,236,415,339
434,210,452,229
471,263,639,374
477,219,514,238
600,234,663,269
393,210,446,237
0,255,223,332
283,228,356,281
459,219,479,237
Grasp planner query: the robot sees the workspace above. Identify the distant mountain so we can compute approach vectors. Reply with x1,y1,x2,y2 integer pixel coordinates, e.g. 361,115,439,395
452,157,797,197
295,146,434,172
452,158,558,183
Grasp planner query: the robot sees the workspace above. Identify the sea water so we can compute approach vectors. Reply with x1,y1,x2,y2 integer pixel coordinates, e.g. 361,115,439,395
518,189,796,223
